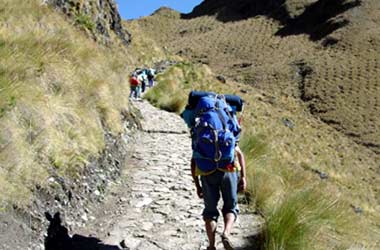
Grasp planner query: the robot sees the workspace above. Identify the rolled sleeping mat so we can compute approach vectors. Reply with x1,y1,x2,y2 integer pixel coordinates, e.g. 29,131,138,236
224,94,244,112
188,91,216,109
187,90,244,112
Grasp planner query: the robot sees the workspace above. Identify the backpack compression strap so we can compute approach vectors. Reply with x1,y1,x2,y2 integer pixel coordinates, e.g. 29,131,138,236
215,95,229,131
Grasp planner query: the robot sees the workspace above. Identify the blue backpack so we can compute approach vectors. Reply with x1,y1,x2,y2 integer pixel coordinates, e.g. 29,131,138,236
182,93,243,172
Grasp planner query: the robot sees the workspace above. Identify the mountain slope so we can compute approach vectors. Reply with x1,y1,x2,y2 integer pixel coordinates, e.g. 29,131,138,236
0,0,378,248
129,0,380,248
137,0,380,155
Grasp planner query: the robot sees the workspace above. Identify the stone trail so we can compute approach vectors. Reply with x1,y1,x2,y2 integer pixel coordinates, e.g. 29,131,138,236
101,100,262,250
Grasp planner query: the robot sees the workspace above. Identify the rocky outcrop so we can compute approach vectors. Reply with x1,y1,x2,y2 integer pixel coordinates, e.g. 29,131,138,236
45,0,131,46
0,108,141,250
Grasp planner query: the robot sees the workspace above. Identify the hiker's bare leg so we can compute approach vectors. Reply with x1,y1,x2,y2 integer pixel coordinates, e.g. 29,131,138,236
205,219,217,247
223,213,235,236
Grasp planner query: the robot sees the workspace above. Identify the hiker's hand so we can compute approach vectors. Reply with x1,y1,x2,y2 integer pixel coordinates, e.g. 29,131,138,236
196,186,203,199
238,177,247,192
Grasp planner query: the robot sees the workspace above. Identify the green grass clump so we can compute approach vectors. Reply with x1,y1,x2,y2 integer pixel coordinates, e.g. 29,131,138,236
265,189,341,250
144,62,216,113
0,96,16,118
75,13,96,32
144,79,186,113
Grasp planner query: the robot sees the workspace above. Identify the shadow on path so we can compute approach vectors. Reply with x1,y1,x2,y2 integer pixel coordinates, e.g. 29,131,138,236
44,212,121,250
234,233,264,250
276,0,361,41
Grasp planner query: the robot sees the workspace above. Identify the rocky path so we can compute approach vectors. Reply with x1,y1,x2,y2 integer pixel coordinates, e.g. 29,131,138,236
89,100,262,250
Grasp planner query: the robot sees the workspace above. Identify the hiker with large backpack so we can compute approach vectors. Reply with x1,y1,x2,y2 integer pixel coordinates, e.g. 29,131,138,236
181,91,247,250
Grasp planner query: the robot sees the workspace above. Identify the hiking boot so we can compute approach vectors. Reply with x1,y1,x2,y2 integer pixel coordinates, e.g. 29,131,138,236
221,234,234,250
206,247,216,250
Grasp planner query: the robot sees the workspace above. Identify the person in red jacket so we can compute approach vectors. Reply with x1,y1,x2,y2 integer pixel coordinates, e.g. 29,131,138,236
129,73,140,99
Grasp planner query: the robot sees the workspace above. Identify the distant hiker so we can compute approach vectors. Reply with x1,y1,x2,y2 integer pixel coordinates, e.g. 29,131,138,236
181,91,246,250
142,73,148,93
129,73,140,99
137,70,148,93
147,68,156,87
135,70,145,95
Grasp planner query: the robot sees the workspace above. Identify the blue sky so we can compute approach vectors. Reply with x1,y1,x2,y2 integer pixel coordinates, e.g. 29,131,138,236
115,0,203,20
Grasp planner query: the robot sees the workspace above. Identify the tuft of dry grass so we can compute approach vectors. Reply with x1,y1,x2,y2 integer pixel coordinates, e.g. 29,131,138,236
264,188,344,250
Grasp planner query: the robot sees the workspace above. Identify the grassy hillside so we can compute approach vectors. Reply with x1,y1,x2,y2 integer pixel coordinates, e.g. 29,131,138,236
133,0,380,154
144,60,379,249
0,0,378,248
123,20,169,65
131,1,380,248
0,0,136,210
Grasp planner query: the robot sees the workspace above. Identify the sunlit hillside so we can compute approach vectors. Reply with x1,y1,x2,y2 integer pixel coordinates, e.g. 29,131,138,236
0,0,134,209
0,0,379,248
129,0,380,248
134,1,380,155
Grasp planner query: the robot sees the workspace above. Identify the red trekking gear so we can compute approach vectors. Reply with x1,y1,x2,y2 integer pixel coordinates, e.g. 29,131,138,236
130,77,139,86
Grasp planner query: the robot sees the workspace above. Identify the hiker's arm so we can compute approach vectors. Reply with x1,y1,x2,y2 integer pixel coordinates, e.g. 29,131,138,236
191,158,203,198
236,146,247,192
